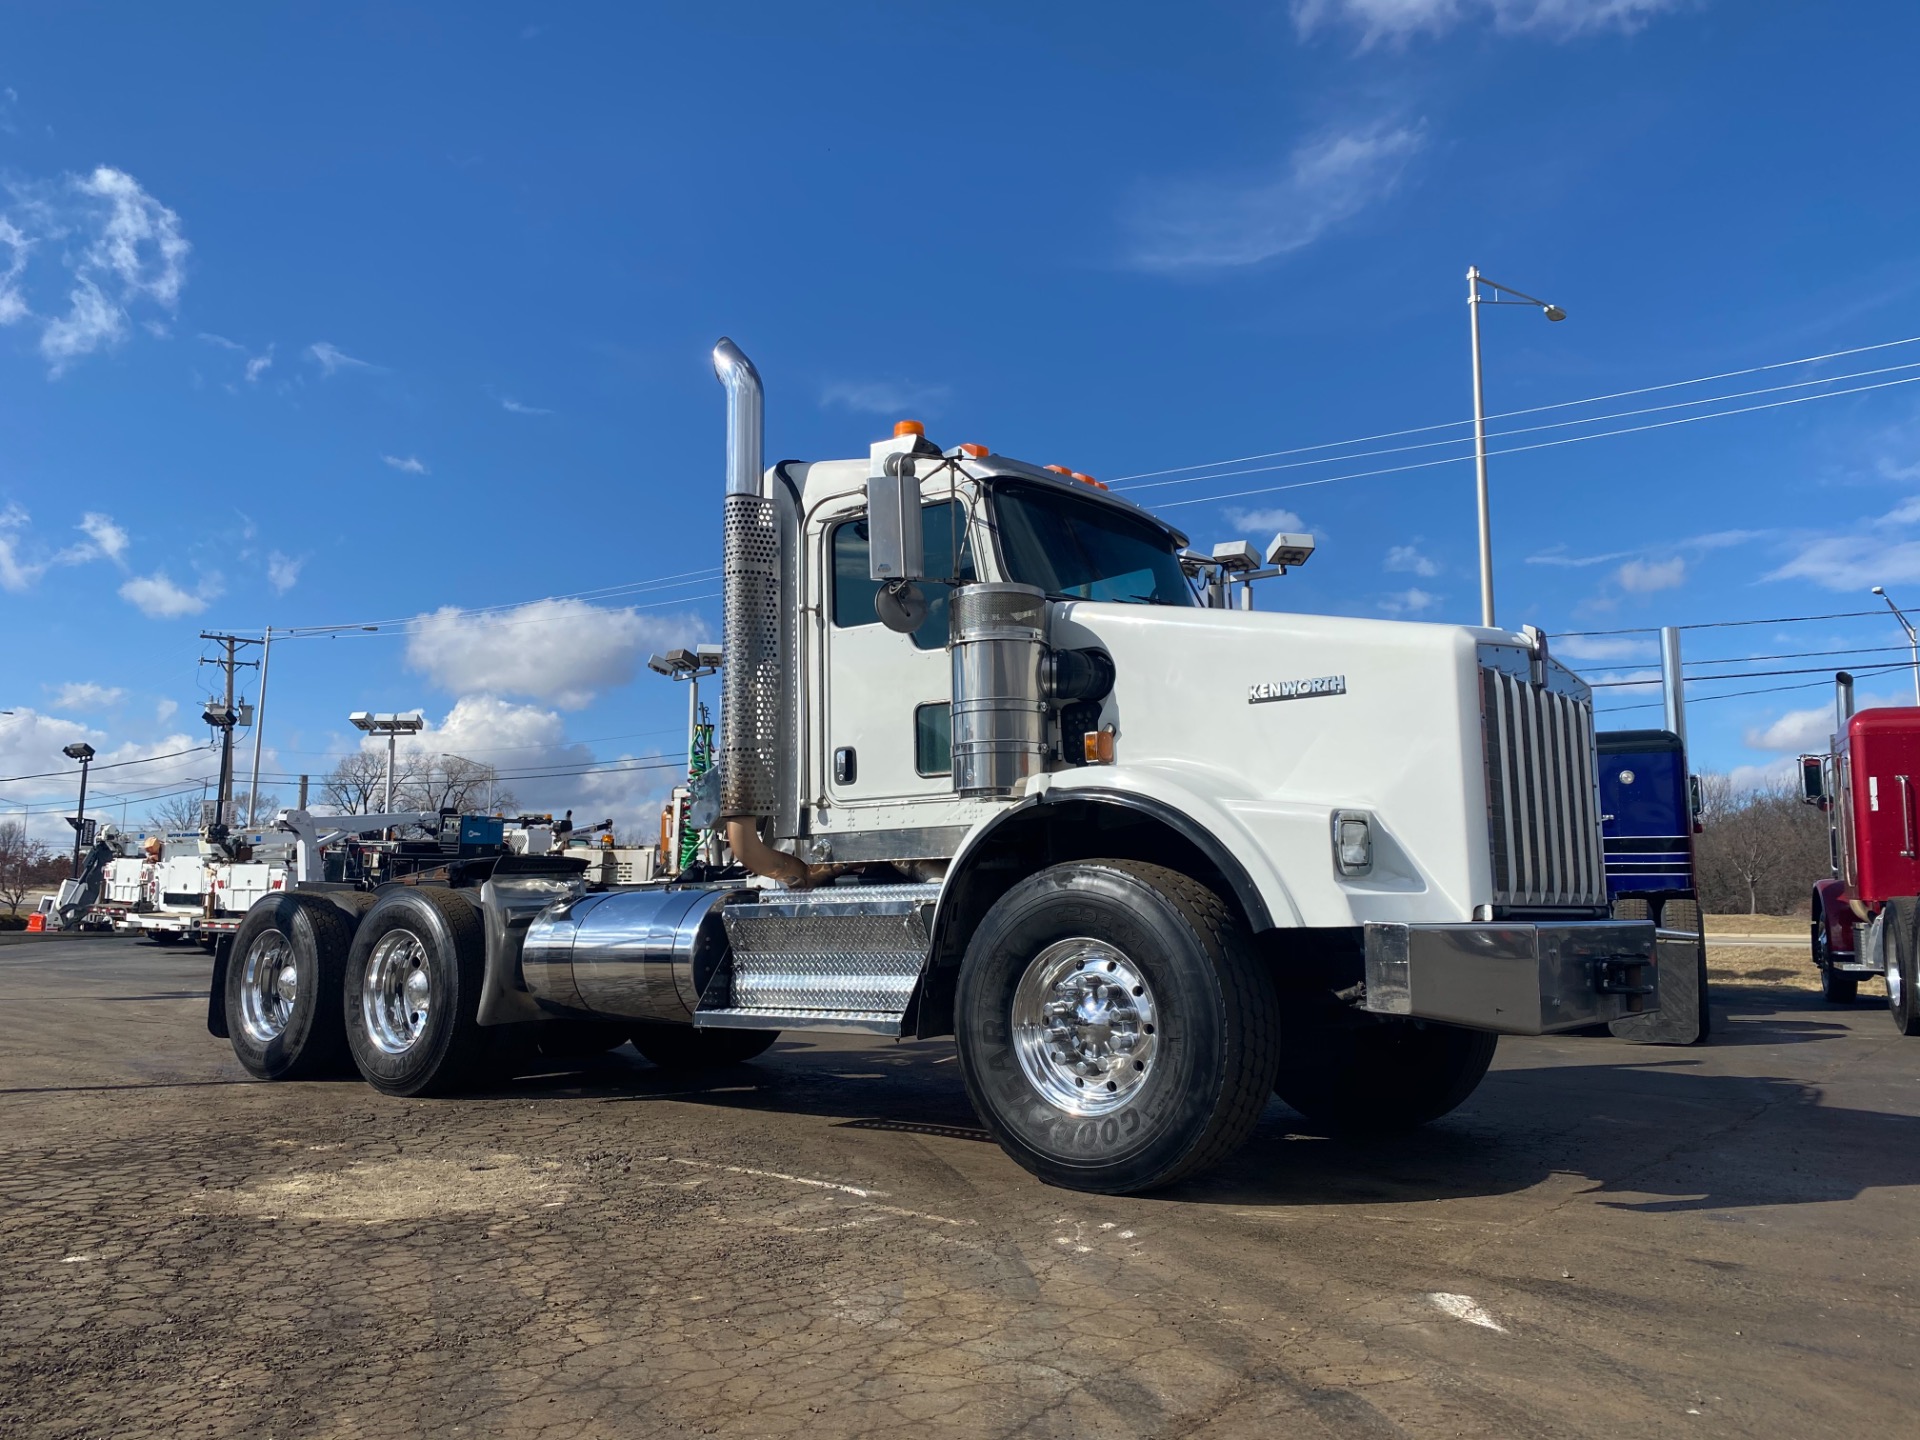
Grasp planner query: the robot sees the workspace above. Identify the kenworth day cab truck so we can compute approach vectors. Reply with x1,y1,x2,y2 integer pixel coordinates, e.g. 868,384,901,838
1802,672,1920,1031
209,339,1672,1195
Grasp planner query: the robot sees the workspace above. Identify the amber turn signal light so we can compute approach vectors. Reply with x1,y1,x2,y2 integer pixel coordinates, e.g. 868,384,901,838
1082,727,1116,764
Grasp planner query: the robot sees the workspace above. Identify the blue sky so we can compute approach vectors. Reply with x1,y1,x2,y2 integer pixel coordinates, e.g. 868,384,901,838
5,0,1920,839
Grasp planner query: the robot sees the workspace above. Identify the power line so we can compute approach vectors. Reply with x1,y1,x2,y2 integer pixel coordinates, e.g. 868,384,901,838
0,744,212,787
1121,356,1920,495
1155,371,1920,510
1556,608,1894,638
1590,659,1915,689
1108,331,1920,484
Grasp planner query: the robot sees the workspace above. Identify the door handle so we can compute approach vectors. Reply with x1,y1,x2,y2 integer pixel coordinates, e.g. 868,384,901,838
1901,774,1914,858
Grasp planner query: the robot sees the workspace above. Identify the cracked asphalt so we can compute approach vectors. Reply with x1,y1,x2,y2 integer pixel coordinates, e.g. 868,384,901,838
3,936,1918,1439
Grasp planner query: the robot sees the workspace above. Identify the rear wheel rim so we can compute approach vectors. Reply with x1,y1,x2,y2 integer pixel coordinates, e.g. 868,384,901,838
1891,945,1906,1012
364,930,433,1055
1011,938,1158,1116
238,928,297,1043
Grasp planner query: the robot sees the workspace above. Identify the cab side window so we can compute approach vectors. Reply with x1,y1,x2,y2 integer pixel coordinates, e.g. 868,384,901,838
830,500,974,652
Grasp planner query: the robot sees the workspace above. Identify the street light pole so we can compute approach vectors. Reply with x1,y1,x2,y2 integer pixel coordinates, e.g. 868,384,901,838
1467,266,1567,629
62,742,96,878
1872,586,1920,704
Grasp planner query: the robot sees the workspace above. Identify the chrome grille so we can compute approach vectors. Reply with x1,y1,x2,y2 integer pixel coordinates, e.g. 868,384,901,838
1481,667,1606,908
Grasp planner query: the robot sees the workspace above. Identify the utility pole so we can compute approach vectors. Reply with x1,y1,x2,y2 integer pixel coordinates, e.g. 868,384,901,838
199,632,262,838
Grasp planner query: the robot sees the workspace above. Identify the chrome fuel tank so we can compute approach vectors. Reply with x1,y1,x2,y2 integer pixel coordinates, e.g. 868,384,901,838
522,887,731,1023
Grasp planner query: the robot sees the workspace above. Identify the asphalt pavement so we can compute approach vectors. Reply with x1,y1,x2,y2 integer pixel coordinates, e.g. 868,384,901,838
1,935,1916,1439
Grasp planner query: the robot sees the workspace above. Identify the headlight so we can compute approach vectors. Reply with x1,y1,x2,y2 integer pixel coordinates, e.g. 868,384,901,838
1331,810,1374,877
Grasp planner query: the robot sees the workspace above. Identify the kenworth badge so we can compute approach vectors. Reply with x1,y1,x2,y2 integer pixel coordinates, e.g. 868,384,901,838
1248,675,1347,704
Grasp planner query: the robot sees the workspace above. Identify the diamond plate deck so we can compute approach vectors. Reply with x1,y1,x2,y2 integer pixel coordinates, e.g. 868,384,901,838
717,883,937,1016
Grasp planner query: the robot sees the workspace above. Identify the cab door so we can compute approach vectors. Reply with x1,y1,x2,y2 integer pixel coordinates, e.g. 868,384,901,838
821,499,973,818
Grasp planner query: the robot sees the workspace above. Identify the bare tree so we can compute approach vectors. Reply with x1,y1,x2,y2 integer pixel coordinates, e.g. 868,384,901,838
321,752,412,813
234,789,282,827
396,755,515,815
146,793,207,834
1693,775,1832,915
0,821,51,916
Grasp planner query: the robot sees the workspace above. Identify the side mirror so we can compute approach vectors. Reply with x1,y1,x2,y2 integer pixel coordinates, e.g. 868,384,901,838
1798,755,1827,806
875,579,928,634
866,463,924,585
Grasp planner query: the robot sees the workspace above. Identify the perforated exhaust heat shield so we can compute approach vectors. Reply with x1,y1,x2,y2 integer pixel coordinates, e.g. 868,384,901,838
720,491,781,818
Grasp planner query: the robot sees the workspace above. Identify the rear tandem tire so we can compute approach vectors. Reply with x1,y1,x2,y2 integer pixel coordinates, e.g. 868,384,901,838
629,1024,779,1070
1888,898,1920,1036
223,894,358,1081
954,858,1280,1195
343,887,492,1097
1274,1017,1498,1135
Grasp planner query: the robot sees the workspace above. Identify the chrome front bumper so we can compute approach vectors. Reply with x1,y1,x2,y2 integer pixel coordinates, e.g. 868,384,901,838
1362,919,1659,1035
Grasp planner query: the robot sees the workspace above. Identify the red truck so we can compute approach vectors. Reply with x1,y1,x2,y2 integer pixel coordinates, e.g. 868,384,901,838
1801,672,1920,1032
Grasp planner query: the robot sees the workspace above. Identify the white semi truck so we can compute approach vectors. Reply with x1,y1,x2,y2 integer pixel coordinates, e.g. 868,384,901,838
210,338,1664,1194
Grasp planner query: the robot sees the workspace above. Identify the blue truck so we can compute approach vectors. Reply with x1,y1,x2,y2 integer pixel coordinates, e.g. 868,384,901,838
1596,728,1711,1042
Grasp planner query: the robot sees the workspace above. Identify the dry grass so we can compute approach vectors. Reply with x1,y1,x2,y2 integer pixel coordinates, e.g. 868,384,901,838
1703,913,1807,936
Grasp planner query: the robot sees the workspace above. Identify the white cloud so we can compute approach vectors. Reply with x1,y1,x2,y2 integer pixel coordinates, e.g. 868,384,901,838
1385,543,1439,577
199,332,273,382
1553,634,1655,663
1,505,133,590
46,681,125,711
499,395,551,416
1224,506,1305,535
119,570,219,619
9,167,190,374
820,380,954,417
361,696,675,838
1292,0,1688,47
1379,586,1439,615
309,341,376,375
0,216,31,326
155,698,178,724
245,347,273,383
0,502,37,592
1590,667,1661,691
1124,121,1423,273
1727,757,1797,794
1616,556,1686,594
1745,705,1836,754
40,278,125,371
383,455,428,475
77,512,128,563
266,551,302,594
1767,495,1920,591
0,711,208,845
405,598,706,709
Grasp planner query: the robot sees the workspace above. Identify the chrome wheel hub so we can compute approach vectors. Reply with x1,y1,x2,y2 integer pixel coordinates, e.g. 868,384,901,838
364,931,433,1055
239,929,297,1044
1011,938,1158,1116
1891,947,1906,1011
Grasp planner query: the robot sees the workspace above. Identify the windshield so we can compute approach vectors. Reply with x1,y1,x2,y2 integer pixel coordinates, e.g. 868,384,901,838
992,481,1195,606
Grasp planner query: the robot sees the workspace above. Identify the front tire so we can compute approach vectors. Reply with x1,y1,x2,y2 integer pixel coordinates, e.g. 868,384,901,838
1274,1015,1496,1134
954,859,1279,1195
344,888,490,1096
1815,921,1858,1003
1888,898,1920,1036
224,895,357,1080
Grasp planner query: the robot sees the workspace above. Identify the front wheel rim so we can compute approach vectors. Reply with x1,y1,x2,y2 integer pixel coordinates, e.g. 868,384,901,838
238,928,298,1043
1891,949,1906,1012
363,930,433,1055
1011,937,1159,1116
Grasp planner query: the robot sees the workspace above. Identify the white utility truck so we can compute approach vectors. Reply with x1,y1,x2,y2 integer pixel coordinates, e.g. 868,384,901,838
210,339,1664,1194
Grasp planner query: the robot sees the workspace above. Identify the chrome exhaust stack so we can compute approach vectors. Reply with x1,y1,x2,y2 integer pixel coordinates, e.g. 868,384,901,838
1836,669,1856,737
710,338,827,888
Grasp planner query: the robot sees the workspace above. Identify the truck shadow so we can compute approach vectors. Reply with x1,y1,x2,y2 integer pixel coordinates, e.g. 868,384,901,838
478,1026,1920,1216
1182,1055,1920,1213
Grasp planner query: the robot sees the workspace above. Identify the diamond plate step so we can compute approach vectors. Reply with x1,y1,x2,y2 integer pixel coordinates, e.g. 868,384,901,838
711,882,938,1018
